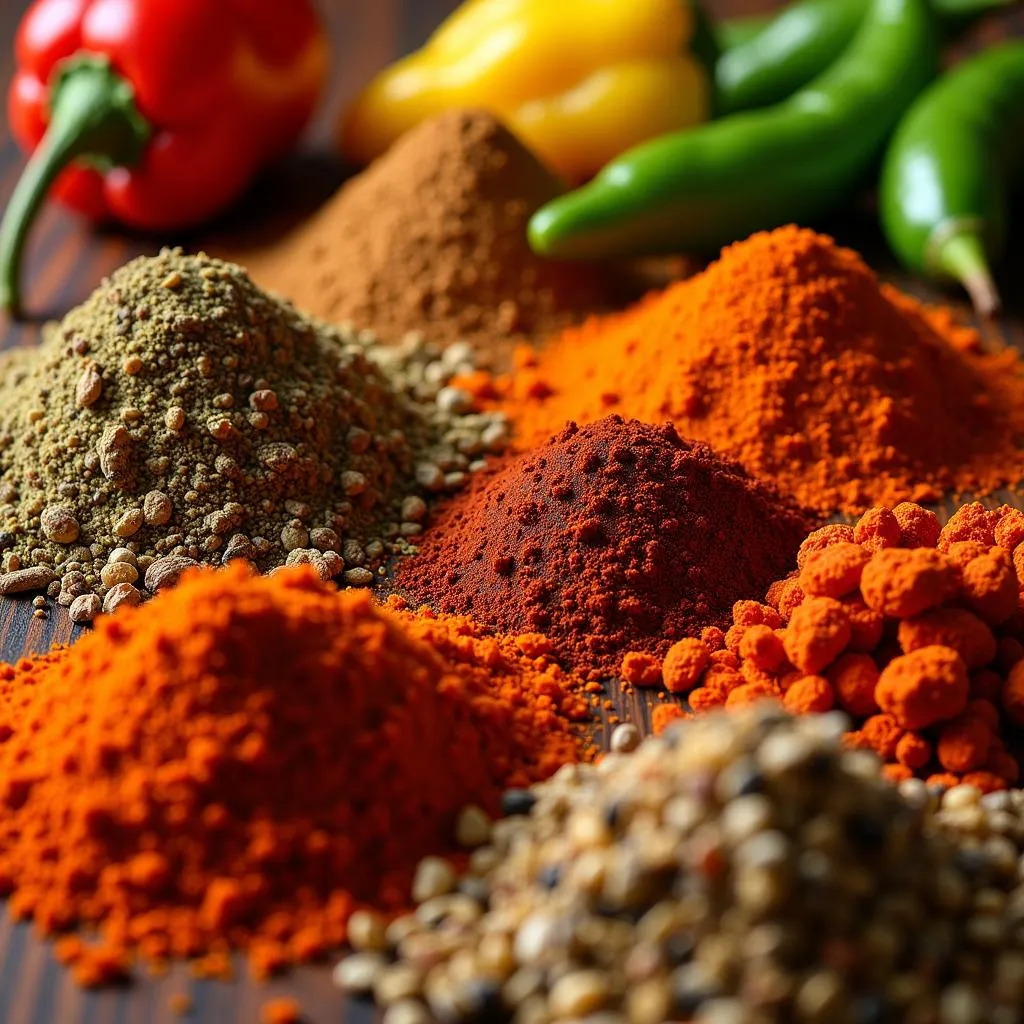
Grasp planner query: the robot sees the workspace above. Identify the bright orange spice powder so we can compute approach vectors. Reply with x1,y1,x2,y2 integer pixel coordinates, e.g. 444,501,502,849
465,227,1024,514
0,564,589,985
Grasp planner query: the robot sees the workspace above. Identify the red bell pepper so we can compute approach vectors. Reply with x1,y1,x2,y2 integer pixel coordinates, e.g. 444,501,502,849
1,0,330,316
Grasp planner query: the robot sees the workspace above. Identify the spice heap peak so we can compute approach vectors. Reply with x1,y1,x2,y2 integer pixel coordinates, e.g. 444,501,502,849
398,415,811,676
474,225,1024,513
247,109,610,351
0,248,506,613
0,563,587,984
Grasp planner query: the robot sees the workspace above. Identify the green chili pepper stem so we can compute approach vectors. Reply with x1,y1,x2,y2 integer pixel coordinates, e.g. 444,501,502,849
932,229,1000,317
879,42,1024,315
0,55,150,318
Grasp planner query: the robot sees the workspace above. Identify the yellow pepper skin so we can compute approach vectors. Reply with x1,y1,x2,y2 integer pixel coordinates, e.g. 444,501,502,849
339,0,711,183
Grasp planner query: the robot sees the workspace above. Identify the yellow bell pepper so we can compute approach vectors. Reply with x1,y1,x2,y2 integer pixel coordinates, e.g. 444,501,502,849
339,0,711,183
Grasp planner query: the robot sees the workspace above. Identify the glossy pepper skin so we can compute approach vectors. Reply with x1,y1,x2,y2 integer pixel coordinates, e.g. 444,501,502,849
714,0,1006,116
880,42,1024,316
529,0,938,261
1,0,329,315
340,0,711,185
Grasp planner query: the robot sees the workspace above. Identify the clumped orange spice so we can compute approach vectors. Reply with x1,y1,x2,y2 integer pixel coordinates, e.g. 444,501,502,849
463,227,1024,514
0,564,589,985
627,502,1024,791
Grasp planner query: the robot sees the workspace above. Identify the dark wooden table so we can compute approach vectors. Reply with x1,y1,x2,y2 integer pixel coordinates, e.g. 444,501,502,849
1,0,1023,1021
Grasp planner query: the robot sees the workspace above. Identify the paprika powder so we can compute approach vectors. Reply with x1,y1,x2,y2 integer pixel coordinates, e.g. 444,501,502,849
0,563,588,984
472,226,1024,514
396,415,812,677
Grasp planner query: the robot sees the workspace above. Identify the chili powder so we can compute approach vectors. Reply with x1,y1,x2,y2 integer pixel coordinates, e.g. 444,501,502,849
0,563,588,984
469,226,1024,514
397,415,812,677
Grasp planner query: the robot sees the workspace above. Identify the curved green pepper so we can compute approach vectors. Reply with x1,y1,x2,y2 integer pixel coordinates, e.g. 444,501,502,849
715,0,1012,116
880,41,1024,316
529,0,938,261
715,0,864,116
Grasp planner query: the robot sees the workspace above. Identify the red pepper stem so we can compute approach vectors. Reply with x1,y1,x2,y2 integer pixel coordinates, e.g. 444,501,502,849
0,55,150,318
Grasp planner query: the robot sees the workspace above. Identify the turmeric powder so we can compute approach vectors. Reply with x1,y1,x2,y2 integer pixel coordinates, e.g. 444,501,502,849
626,501,1024,791
468,227,1024,514
0,563,588,984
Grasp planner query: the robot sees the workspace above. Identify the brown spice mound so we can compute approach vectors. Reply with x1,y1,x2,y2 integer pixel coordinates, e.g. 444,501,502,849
247,109,609,351
471,226,1024,514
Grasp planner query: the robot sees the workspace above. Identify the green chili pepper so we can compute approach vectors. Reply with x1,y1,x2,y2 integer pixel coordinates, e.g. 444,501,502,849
529,0,938,261
715,0,1012,116
715,0,864,116
879,42,1024,316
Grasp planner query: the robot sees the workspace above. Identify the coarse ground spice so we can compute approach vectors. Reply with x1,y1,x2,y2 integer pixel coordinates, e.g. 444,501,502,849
333,706,1024,1024
0,563,589,985
467,226,1024,514
245,110,610,354
397,415,812,677
638,501,1024,791
0,249,508,614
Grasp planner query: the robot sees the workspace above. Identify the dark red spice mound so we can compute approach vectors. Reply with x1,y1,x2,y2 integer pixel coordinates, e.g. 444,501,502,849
397,415,813,676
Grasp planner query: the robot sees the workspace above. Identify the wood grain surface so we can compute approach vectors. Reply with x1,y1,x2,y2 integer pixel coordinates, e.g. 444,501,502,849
0,0,1023,1021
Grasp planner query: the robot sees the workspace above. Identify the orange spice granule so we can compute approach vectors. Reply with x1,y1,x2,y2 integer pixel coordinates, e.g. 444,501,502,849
668,501,1024,791
662,639,710,694
652,704,689,735
261,998,303,1024
168,993,193,1016
0,564,590,985
621,651,663,687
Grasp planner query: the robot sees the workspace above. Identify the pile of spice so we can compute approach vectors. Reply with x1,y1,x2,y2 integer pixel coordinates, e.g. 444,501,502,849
467,226,1024,514
0,248,507,617
397,416,812,677
246,109,610,352
333,706,1024,1024
633,501,1024,791
0,563,589,985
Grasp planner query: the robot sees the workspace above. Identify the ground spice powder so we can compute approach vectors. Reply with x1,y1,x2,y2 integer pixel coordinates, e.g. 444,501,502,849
0,563,588,984
247,109,610,354
472,226,1024,514
0,248,506,613
640,501,1024,791
397,415,812,677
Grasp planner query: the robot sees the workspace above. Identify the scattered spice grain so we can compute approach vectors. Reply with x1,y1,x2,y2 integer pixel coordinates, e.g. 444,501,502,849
471,227,1024,514
0,249,507,607
246,110,609,354
397,416,812,677
0,563,588,984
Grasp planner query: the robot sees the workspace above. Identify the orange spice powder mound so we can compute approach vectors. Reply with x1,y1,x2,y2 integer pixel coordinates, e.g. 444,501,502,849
0,563,590,985
465,226,1024,514
629,501,1024,793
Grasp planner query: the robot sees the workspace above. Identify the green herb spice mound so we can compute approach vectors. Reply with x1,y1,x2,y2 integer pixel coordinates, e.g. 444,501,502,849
0,249,504,618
